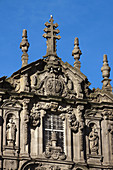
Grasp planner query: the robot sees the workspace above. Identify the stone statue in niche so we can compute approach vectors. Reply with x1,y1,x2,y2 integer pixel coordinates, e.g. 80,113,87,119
6,118,17,146
88,123,99,154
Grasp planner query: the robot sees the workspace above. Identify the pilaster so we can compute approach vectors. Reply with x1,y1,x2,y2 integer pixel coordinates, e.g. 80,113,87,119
77,105,85,162
20,99,30,157
0,109,2,156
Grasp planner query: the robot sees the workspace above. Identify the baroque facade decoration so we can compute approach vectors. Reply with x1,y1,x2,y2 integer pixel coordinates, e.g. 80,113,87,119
0,16,113,169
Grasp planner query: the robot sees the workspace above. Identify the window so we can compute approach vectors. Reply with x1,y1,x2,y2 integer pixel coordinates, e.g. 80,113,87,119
43,113,64,151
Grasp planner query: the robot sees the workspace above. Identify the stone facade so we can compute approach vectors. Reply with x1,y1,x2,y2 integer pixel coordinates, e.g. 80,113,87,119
0,16,113,169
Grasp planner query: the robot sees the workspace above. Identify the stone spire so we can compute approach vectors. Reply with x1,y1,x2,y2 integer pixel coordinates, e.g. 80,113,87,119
20,29,30,67
72,37,82,70
43,15,61,59
101,54,112,92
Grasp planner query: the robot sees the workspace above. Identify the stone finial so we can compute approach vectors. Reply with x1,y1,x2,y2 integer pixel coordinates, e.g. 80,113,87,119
101,54,112,92
20,29,30,67
43,15,61,58
72,37,82,69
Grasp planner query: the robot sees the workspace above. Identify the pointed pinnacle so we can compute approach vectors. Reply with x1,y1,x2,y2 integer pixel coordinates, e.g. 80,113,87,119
72,37,82,70
103,54,108,63
20,29,30,52
20,29,30,67
22,29,27,38
74,37,79,46
72,37,82,58
101,54,110,79
101,54,112,92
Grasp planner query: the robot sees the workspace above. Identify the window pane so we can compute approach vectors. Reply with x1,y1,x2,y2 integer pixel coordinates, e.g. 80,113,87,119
53,115,63,130
44,114,51,129
43,130,51,150
57,131,64,151
43,113,64,151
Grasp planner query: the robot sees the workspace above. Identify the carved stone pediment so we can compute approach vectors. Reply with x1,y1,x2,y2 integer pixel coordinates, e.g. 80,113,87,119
7,57,86,101
90,89,113,103
99,93,113,103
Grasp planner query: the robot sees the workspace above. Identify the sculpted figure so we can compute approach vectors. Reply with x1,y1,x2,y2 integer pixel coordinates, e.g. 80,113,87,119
22,74,29,92
6,118,17,146
89,125,99,154
31,74,37,87
69,114,79,132
75,80,83,99
14,79,20,92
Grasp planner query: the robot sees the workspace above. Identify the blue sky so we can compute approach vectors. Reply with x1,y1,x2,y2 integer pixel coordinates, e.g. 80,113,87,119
0,0,113,90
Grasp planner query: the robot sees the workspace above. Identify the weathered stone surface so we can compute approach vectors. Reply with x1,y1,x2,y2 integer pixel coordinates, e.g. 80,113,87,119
0,16,113,169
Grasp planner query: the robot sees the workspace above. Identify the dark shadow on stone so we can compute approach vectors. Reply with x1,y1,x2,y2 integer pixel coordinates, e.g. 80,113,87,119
0,116,3,126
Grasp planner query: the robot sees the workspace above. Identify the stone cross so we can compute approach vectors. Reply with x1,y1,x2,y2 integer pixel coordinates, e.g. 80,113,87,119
43,15,61,57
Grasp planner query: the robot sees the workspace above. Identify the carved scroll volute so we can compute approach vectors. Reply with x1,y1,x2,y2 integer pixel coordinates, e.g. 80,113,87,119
77,105,84,151
23,99,30,145
58,105,73,122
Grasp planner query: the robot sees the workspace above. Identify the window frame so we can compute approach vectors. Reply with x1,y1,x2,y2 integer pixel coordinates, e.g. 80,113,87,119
43,113,65,152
